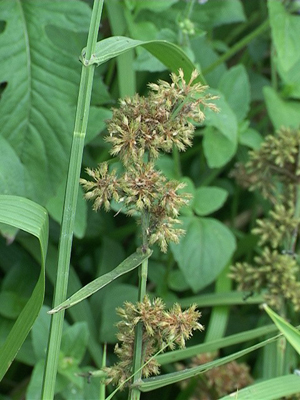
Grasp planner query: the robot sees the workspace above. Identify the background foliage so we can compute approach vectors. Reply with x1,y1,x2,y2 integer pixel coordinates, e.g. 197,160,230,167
0,0,300,399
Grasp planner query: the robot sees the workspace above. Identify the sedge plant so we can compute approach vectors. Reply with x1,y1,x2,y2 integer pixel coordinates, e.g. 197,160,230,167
79,69,218,399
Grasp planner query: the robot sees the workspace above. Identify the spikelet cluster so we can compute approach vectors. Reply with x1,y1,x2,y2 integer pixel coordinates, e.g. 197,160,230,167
103,296,204,387
81,70,218,252
230,128,300,310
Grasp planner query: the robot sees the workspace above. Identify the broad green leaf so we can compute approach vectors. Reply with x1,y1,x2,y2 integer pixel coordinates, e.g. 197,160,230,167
60,322,89,364
277,57,300,99
264,86,300,129
268,0,300,71
239,126,263,149
192,0,246,29
31,306,52,361
220,374,300,400
134,0,178,12
203,89,238,167
204,89,238,144
82,36,203,82
203,127,237,168
137,334,279,392
263,304,300,355
193,186,228,216
157,324,277,365
0,137,25,196
191,36,227,87
0,0,105,205
49,249,152,314
218,65,250,121
0,195,48,380
248,69,271,101
171,216,236,292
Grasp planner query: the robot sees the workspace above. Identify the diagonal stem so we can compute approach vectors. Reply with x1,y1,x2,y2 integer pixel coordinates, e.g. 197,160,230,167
41,1,104,399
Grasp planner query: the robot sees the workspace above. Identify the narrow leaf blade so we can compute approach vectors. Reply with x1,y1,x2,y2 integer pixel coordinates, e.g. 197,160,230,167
220,374,300,400
83,36,203,82
263,303,300,355
156,324,278,365
137,334,280,392
0,195,48,379
49,249,152,313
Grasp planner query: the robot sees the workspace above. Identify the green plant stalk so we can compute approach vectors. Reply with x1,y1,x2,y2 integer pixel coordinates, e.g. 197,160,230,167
276,336,286,376
100,343,107,400
41,1,104,398
106,0,136,97
128,211,150,400
202,19,269,75
204,262,231,342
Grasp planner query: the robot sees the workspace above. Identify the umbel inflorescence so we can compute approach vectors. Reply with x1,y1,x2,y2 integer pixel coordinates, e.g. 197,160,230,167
230,127,300,310
80,69,218,252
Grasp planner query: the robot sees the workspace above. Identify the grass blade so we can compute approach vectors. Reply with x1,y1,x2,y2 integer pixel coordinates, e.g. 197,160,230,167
263,303,300,355
49,249,152,313
82,36,205,82
220,374,300,400
0,195,48,380
156,324,278,365
173,291,263,308
136,334,280,392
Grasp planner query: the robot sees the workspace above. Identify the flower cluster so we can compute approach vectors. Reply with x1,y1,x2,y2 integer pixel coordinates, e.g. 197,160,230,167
106,69,218,165
81,70,217,252
177,352,253,400
231,248,300,310
231,128,300,202
103,296,204,387
230,128,300,310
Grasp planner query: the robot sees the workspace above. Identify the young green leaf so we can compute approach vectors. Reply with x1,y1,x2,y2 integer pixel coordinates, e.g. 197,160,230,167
193,186,228,216
264,86,300,129
49,249,152,314
171,216,236,292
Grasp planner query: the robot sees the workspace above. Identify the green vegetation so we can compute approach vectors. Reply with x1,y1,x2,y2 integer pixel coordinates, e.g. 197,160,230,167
0,0,300,399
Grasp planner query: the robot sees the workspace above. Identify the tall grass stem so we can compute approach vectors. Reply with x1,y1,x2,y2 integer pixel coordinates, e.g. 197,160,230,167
41,1,104,398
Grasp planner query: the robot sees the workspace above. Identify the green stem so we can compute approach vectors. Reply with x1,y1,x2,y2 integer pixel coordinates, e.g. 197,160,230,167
106,0,136,97
128,211,150,400
202,19,270,76
41,1,104,399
